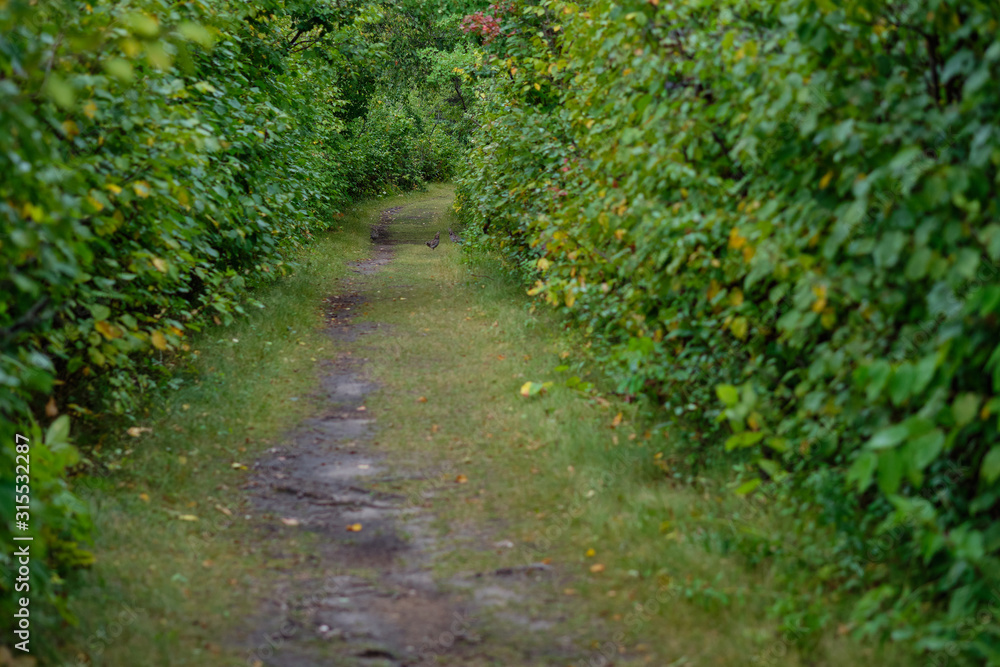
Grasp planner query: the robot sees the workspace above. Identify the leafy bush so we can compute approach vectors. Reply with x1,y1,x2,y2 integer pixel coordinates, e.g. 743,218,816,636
0,0,458,642
457,0,1000,659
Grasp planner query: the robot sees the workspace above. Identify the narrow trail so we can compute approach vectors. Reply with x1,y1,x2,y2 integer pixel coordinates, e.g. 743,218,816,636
235,189,590,666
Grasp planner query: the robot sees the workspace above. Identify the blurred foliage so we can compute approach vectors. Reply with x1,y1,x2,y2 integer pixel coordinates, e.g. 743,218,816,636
0,0,481,648
456,0,1000,661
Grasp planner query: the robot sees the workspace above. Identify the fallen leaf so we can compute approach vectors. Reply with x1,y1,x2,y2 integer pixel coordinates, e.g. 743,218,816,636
346,523,363,532
127,426,152,437
611,412,623,428
231,462,248,470
418,396,427,403
280,518,300,526
202,560,213,568
590,563,605,573
177,515,199,522
45,396,58,417
357,464,370,469
139,493,150,503
357,406,367,411
215,504,232,516
455,474,468,484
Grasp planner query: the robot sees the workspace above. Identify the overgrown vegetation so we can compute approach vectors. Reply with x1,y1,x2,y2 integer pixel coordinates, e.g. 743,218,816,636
456,0,1000,661
0,0,476,645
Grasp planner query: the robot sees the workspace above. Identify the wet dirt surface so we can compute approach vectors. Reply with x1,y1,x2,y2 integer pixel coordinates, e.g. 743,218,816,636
235,203,584,667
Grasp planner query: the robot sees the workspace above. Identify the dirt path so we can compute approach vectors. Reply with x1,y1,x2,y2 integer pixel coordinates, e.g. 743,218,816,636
236,193,586,667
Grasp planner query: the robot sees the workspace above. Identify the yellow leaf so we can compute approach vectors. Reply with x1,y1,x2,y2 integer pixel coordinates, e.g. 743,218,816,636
520,381,534,397
177,456,187,465
534,83,541,91
812,285,828,313
83,101,97,119
611,412,623,427
728,228,746,250
731,317,749,340
95,320,122,340
139,493,150,503
231,462,247,470
590,563,605,573
132,181,151,198
346,523,363,532
729,289,744,306
680,188,689,199
151,330,168,350
537,257,551,271
455,474,468,484
585,548,596,557
565,291,576,308
87,195,103,212
152,257,168,273
62,120,79,139
614,229,626,241
177,515,199,522
106,183,122,195
706,279,721,301
742,245,756,262
819,170,834,190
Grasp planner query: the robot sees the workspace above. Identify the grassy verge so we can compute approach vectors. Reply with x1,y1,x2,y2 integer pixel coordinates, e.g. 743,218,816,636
357,190,921,666
57,195,395,665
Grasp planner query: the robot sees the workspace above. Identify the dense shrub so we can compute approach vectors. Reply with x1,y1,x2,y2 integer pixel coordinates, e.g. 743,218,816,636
457,0,1000,659
0,0,465,641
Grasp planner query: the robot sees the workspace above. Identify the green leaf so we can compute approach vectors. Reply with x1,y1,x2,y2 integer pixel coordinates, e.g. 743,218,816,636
866,423,909,450
911,355,938,395
45,415,71,447
952,393,981,427
734,479,761,496
981,447,1000,484
716,384,739,406
907,429,945,471
725,431,765,450
877,449,904,495
888,364,915,406
847,451,878,491
90,304,111,321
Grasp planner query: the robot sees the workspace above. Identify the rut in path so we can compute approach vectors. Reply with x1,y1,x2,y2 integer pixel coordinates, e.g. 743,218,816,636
234,199,594,667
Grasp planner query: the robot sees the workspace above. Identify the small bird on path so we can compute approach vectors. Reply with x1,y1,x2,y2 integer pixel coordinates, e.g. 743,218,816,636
426,232,440,250
449,228,461,244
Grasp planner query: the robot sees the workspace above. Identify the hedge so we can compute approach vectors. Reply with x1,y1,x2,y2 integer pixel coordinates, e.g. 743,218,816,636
456,0,1000,659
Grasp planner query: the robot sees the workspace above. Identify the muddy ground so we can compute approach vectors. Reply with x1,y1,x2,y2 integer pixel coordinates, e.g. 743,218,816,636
234,204,599,667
